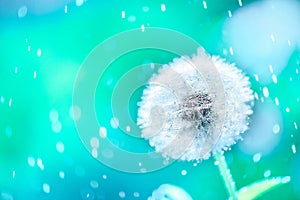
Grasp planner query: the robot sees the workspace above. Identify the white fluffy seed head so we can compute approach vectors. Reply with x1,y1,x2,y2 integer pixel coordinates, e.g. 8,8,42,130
137,48,254,161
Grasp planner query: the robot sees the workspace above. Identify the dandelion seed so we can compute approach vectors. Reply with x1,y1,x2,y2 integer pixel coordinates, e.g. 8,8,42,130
137,48,254,161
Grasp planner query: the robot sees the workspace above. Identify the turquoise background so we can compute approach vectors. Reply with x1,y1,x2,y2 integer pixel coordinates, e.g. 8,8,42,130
1,0,299,199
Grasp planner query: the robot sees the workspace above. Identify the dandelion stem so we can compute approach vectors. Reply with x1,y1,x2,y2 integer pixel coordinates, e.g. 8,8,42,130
214,152,238,200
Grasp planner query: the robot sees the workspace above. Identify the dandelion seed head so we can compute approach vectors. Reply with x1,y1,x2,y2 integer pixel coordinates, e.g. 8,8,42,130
137,48,254,161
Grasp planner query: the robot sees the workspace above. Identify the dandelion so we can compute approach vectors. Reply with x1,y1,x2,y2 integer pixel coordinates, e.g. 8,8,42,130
137,48,254,161
138,48,254,200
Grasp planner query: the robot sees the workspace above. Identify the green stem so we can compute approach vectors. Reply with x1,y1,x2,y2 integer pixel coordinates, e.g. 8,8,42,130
214,152,238,200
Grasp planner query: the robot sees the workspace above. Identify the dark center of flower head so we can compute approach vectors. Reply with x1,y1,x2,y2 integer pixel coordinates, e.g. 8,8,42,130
180,93,213,129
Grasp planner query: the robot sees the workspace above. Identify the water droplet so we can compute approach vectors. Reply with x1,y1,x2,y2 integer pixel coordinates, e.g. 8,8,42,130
110,117,119,129
49,109,59,122
90,180,99,189
90,137,99,148
76,0,84,7
99,127,107,138
292,144,296,154
56,141,65,153
294,122,298,129
238,0,243,6
181,170,187,176
269,65,274,73
102,174,107,180
133,192,140,198
59,171,65,179
161,4,166,12
64,5,68,14
91,148,98,158
270,33,275,42
127,15,136,22
229,47,234,55
37,158,44,170
272,124,280,134
18,6,27,18
27,157,35,167
274,97,279,106
119,191,126,198
121,11,125,19
263,87,269,98
69,105,81,121
285,107,290,113
43,183,50,194
80,189,95,200
253,153,262,162
272,74,278,84
37,48,42,57
52,121,62,133
228,10,232,18
141,24,145,32
203,1,207,9
8,98,12,107
264,170,271,178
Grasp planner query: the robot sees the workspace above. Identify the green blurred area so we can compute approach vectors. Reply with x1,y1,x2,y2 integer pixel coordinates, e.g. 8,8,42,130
0,0,299,199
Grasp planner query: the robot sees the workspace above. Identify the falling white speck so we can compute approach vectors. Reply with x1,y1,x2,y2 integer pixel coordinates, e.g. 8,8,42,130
64,5,68,13
262,87,269,98
238,0,243,6
260,97,264,103
287,40,291,46
126,126,131,132
75,0,84,7
269,65,274,73
203,1,207,9
8,98,12,107
33,71,37,79
229,47,234,55
90,137,99,148
12,170,16,179
14,67,18,74
274,97,279,106
49,109,59,122
253,74,259,82
127,15,136,22
56,141,65,153
102,174,107,179
264,170,271,178
69,105,81,121
272,74,278,84
161,4,166,12
286,107,290,113
121,11,125,19
52,121,62,133
254,92,259,100
37,158,44,170
294,122,298,129
18,6,27,18
270,33,275,42
272,124,280,134
99,126,107,138
59,171,65,179
253,153,262,162
27,45,31,52
110,117,119,128
90,180,99,189
43,183,50,194
133,192,140,197
37,48,42,57
289,77,293,81
119,191,126,198
141,24,145,32
27,157,35,167
0,96,4,103
181,170,187,176
228,10,232,17
296,68,299,74
92,148,98,158
292,144,296,154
